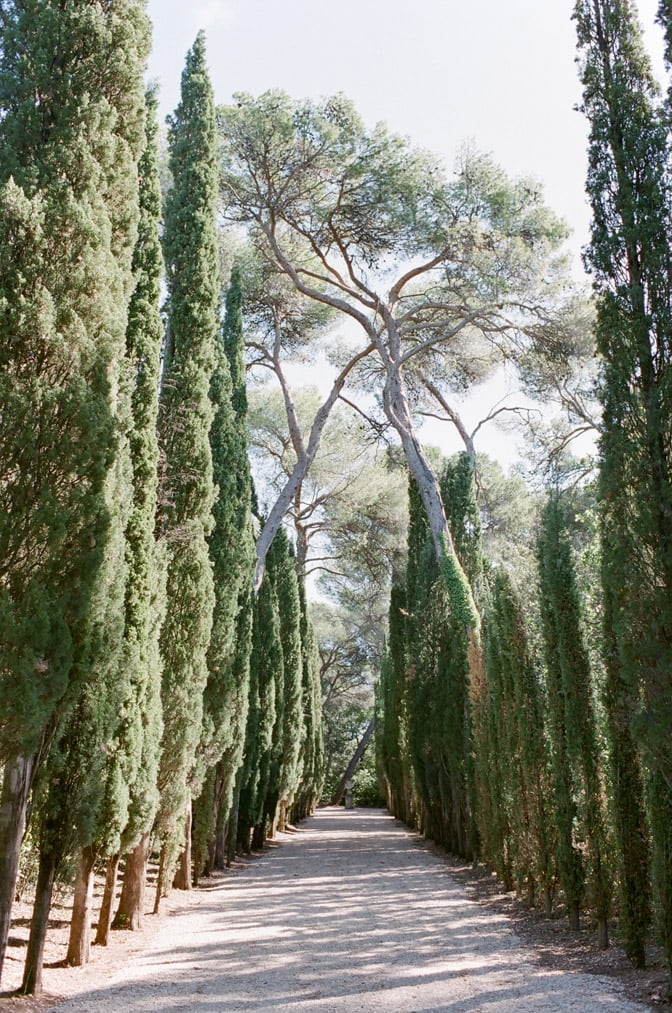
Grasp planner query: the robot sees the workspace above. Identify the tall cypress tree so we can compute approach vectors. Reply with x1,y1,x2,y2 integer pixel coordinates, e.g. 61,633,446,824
105,85,167,939
236,563,280,851
192,266,254,879
575,0,672,973
0,0,150,990
292,580,325,822
486,571,556,912
154,32,218,905
538,494,612,944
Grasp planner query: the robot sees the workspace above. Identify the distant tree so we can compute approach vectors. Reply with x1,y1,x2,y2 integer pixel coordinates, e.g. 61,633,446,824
262,530,304,833
220,92,569,633
291,581,325,821
153,32,218,907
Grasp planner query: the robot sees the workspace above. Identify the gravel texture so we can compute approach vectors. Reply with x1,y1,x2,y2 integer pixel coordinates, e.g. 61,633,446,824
40,807,649,1012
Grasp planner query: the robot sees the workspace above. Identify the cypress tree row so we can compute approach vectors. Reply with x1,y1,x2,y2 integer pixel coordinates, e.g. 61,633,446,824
154,32,218,905
575,0,672,974
0,0,150,991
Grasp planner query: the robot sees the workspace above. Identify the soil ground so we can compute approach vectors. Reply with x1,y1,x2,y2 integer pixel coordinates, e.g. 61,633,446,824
0,808,668,1012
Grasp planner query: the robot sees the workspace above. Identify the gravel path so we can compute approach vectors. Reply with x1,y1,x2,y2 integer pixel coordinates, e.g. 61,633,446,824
45,808,647,1012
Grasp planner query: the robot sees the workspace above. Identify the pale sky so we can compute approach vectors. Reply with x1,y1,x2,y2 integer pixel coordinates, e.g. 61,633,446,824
144,0,667,466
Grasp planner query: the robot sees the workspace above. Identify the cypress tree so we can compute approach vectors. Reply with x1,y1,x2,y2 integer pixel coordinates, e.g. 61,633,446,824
378,583,414,826
0,0,150,989
192,265,254,879
575,0,672,973
486,571,556,912
292,580,325,822
267,531,304,832
154,32,218,905
236,564,280,851
538,494,612,944
107,85,167,938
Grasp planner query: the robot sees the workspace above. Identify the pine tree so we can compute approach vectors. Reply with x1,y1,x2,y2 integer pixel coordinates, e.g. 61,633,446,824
154,32,218,906
0,0,150,990
575,0,672,973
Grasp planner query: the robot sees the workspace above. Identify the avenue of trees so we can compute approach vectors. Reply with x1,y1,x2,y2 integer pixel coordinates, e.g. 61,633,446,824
0,8,323,995
1,0,672,998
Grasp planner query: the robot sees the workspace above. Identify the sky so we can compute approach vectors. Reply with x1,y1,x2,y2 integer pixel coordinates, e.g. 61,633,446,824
144,0,667,466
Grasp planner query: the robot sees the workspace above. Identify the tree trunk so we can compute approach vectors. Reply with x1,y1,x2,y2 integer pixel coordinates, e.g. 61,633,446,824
66,845,96,966
20,847,57,996
383,356,480,630
153,845,167,915
598,916,609,950
113,833,150,931
172,801,192,891
331,720,374,806
226,779,242,868
0,754,35,986
94,854,120,946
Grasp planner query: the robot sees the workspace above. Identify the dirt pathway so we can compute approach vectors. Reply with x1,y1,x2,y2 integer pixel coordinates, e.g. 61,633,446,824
42,808,647,1012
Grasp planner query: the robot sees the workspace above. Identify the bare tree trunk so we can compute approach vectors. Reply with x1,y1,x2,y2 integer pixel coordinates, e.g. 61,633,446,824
172,801,192,891
0,754,35,986
113,833,150,931
94,854,120,946
253,342,375,592
20,847,57,996
331,720,375,806
153,845,167,915
66,845,96,966
226,777,242,868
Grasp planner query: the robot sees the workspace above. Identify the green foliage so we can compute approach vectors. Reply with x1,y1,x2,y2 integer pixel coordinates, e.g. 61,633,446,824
0,0,150,765
484,571,555,905
537,493,612,933
576,0,672,972
193,265,254,866
117,86,167,854
154,32,218,860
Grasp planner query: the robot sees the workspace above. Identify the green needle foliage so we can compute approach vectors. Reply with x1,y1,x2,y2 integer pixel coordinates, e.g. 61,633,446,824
575,0,672,974
154,31,218,892
116,85,167,864
538,494,612,943
0,0,151,990
292,581,325,822
193,265,254,876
